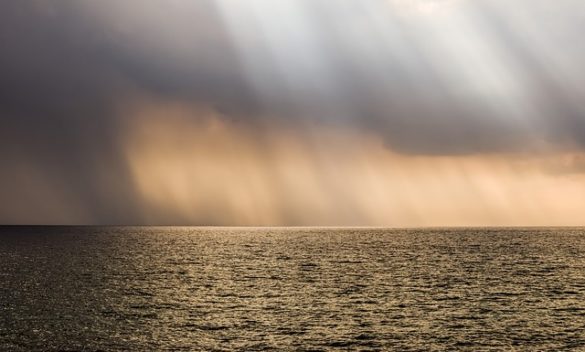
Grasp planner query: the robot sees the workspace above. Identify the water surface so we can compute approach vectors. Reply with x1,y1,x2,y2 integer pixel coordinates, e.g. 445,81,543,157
1,226,584,351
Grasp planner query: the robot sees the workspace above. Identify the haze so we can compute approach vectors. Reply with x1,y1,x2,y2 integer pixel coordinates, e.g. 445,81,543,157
1,0,585,226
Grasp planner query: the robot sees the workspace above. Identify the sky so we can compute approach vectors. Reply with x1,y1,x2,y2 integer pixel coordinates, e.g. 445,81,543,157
1,0,585,226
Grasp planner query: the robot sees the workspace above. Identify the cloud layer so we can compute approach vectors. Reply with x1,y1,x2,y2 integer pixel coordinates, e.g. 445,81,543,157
2,0,585,224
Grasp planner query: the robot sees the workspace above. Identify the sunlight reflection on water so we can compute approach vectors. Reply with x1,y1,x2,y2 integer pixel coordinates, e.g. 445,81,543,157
1,226,585,351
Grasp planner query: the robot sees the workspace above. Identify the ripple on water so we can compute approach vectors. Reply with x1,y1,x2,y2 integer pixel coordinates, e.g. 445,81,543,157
1,226,585,351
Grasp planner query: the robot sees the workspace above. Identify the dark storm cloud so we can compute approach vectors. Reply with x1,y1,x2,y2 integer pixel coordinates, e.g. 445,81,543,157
0,1,149,223
2,0,585,223
0,0,274,223
0,1,256,118
3,0,585,156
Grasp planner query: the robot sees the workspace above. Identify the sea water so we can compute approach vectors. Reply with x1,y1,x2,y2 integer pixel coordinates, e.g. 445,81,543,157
1,226,584,351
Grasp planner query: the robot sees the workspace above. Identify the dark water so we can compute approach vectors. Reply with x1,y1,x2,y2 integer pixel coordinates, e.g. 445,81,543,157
1,227,585,351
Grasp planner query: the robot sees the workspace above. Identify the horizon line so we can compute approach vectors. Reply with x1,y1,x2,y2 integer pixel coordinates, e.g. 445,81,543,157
1,224,584,229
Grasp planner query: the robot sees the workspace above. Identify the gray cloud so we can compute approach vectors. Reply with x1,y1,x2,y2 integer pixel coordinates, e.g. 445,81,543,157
2,0,585,223
3,0,585,153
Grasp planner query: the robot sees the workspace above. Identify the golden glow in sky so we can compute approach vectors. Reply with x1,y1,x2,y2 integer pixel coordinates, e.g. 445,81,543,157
120,101,585,227
2,0,585,225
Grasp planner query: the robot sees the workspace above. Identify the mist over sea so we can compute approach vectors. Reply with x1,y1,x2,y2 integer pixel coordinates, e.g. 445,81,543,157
1,226,584,351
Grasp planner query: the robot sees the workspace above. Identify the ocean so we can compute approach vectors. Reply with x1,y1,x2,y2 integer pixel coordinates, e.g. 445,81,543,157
1,226,584,351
